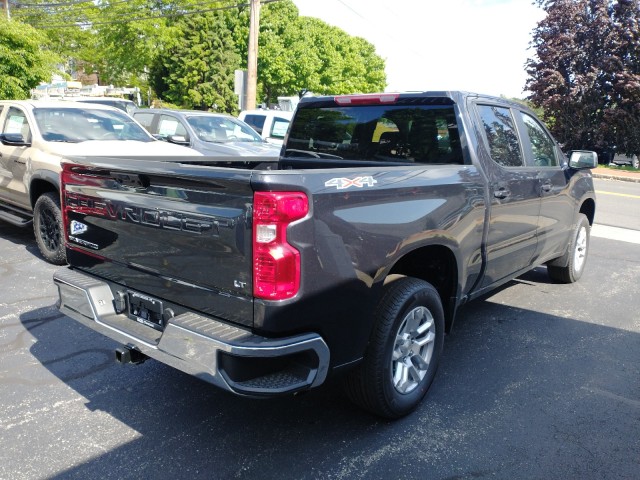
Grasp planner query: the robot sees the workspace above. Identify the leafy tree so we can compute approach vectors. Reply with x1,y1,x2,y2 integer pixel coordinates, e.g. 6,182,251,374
149,11,240,111
0,18,58,99
10,0,387,108
526,0,640,155
10,0,99,82
251,2,386,104
93,0,179,86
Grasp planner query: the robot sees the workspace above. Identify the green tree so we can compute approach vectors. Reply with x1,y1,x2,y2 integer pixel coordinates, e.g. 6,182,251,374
0,18,58,99
93,0,177,86
9,0,99,82
247,1,386,105
149,11,240,111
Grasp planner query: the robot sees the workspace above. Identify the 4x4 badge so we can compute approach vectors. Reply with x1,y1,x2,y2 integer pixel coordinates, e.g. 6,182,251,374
325,176,378,190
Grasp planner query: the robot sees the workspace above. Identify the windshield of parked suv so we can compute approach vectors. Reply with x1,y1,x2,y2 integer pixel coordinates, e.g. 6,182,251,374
284,103,463,164
186,115,263,143
34,107,153,143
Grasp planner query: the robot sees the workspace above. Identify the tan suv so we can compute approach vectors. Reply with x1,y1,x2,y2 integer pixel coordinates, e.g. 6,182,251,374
0,100,200,264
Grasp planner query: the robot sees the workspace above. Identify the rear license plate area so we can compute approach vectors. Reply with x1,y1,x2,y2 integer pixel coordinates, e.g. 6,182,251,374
128,291,164,331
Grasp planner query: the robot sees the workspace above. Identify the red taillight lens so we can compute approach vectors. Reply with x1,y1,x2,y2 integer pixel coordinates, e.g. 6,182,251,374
253,191,308,300
60,162,114,247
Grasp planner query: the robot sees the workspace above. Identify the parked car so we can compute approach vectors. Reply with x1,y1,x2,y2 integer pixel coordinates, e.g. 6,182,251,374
60,96,138,115
238,109,293,145
133,109,281,156
0,100,200,264
610,153,639,169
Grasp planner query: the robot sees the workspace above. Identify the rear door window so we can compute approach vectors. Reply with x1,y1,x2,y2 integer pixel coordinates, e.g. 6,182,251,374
477,105,524,167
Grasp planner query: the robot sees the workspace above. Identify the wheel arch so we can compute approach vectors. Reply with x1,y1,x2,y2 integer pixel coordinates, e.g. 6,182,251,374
579,197,595,226
387,244,459,333
30,176,59,209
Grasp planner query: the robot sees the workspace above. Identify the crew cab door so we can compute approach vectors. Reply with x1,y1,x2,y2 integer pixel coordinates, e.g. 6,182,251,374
474,103,541,287
0,106,31,207
516,110,574,262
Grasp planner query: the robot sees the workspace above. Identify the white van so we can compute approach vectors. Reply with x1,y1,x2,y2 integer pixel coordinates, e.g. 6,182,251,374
238,109,293,145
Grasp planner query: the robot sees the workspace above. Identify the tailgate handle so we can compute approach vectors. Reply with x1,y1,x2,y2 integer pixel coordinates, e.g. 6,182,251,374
113,173,149,188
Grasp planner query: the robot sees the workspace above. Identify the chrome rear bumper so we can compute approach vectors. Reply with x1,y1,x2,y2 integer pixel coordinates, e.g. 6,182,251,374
53,268,330,396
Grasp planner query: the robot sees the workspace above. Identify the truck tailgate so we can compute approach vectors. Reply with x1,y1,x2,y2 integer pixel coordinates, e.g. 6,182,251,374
61,157,255,327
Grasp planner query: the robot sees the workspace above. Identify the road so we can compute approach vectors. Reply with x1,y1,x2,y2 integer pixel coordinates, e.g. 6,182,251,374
1,178,639,480
593,177,640,230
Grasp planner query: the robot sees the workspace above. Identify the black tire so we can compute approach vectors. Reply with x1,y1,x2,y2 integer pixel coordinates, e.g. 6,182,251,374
547,213,590,283
632,156,639,169
33,192,66,265
343,277,445,419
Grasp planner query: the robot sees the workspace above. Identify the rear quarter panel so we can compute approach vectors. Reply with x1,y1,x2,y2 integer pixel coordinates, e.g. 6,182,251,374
252,164,486,366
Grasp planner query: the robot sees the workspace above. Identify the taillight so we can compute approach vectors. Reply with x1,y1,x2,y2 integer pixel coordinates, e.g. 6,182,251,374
253,191,308,300
334,93,399,105
60,162,113,247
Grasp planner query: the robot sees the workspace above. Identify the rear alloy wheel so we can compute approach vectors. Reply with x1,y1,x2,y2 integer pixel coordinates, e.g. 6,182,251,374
33,192,66,265
632,156,639,169
547,213,590,283
343,277,444,418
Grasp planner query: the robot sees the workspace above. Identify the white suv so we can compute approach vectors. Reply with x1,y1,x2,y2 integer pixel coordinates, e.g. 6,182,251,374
238,109,293,145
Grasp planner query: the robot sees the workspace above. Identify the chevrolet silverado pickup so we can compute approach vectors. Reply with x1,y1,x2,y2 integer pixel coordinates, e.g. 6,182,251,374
53,91,597,418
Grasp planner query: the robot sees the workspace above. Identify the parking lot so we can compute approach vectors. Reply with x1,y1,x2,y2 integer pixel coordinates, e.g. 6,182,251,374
1,178,639,480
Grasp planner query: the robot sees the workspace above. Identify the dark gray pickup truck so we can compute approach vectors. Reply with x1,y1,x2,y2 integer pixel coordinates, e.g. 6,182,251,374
53,91,597,418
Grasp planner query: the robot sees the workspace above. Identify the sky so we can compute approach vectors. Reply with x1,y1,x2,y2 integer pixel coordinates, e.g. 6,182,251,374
291,0,546,99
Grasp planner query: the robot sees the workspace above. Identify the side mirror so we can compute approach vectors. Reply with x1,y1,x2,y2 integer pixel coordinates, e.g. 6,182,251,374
166,134,190,146
0,132,30,147
569,150,598,169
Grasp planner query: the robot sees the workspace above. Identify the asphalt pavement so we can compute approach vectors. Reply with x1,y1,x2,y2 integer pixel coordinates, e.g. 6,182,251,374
1,177,639,480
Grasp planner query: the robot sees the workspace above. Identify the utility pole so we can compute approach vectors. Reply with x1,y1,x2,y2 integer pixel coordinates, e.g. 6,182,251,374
246,0,260,110
2,0,10,20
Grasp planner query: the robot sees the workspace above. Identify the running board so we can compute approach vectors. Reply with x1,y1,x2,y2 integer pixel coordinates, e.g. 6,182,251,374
0,206,32,227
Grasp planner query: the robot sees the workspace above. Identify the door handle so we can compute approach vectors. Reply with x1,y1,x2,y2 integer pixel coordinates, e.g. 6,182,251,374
541,182,552,193
494,187,511,199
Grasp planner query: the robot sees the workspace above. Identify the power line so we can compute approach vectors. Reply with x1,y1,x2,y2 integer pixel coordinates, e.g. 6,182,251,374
13,0,95,7
14,0,280,28
335,0,365,19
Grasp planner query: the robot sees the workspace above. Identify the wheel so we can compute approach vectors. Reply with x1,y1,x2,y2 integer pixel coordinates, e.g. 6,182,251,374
632,156,639,169
33,192,66,265
343,277,445,418
547,213,589,283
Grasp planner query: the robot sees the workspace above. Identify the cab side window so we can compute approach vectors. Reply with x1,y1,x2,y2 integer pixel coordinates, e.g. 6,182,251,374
243,114,266,134
477,105,523,167
270,117,290,139
520,112,558,167
157,115,188,139
3,107,31,142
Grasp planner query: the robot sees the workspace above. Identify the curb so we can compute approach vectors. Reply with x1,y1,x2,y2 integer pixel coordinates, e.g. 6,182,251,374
592,172,640,183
